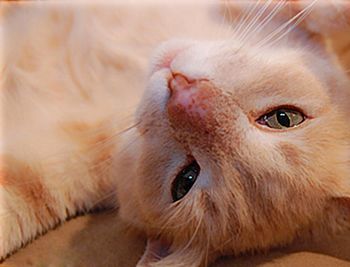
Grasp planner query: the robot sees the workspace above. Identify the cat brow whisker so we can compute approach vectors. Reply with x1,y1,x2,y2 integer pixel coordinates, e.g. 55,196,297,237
265,3,315,47
217,0,235,40
221,0,241,39
233,0,262,41
242,0,287,45
238,0,273,45
256,0,319,48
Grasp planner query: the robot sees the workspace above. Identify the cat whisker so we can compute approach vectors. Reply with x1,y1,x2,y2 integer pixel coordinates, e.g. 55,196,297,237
50,121,140,190
30,113,136,167
265,3,315,47
158,203,199,233
204,226,210,267
87,120,140,154
242,0,287,46
238,0,274,46
116,129,142,157
177,211,204,253
256,0,318,48
233,0,262,41
158,207,203,255
217,0,236,40
58,120,139,167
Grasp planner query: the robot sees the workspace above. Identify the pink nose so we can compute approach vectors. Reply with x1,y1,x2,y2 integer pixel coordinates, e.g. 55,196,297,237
167,73,216,125
168,74,193,95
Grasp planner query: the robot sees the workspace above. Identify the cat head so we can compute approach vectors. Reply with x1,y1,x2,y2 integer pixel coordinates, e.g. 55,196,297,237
115,2,350,266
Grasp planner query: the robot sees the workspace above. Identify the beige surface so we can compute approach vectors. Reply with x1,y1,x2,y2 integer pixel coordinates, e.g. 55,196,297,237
2,210,350,267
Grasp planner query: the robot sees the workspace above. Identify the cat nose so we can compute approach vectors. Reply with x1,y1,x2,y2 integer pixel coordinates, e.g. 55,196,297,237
168,73,194,95
167,73,234,144
167,73,214,122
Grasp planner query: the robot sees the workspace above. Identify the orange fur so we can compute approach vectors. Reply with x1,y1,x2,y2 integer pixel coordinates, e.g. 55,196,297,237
1,1,350,266
116,1,350,266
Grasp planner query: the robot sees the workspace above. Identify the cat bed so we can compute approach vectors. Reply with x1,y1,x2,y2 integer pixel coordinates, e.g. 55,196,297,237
3,211,350,267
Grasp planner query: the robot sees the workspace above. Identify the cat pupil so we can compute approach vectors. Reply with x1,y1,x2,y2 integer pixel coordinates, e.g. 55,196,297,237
171,161,200,202
277,111,290,127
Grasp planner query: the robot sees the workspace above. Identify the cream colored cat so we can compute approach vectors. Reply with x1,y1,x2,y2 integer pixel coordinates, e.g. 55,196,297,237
1,1,349,267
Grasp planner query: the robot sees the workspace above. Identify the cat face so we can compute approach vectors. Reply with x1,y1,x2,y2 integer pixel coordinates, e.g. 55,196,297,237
115,4,350,266
116,38,350,265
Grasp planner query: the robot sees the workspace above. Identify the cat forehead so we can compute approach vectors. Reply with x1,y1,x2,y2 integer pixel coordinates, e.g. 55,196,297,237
171,41,329,103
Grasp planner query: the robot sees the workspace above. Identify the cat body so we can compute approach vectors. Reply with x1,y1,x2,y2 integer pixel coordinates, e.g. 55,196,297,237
0,1,228,259
1,1,350,266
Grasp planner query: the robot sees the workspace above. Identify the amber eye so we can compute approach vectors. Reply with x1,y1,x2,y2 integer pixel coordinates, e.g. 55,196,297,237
171,160,200,202
257,108,305,129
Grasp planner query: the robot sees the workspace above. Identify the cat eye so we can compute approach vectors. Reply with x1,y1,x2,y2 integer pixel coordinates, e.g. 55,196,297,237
171,160,200,202
257,108,305,129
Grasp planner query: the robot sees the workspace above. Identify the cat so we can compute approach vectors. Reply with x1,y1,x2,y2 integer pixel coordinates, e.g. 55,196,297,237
1,1,350,267
115,1,350,266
